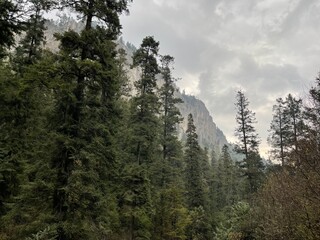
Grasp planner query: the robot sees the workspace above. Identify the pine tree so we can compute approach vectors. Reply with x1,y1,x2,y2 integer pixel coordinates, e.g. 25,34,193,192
0,67,25,218
121,36,161,239
130,36,160,166
0,0,24,58
268,98,288,165
184,120,211,239
210,147,218,167
158,55,183,186
184,113,204,208
269,94,304,165
13,0,55,71
217,145,236,208
235,90,260,158
284,94,304,152
234,90,263,194
153,54,188,239
305,73,320,145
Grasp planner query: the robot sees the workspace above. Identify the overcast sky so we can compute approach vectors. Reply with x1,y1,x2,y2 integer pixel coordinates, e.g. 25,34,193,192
119,0,320,157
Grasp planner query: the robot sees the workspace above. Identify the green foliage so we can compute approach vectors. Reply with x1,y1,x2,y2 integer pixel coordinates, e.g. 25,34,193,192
153,185,191,240
215,202,253,240
25,226,58,240
187,206,210,240
268,94,305,165
268,97,288,165
130,36,161,166
0,51,58,239
214,145,242,210
184,114,205,209
119,165,153,240
152,54,187,239
3,2,320,239
0,0,25,58
13,0,55,70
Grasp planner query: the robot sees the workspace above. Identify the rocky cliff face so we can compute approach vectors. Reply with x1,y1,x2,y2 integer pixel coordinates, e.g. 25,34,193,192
176,92,228,152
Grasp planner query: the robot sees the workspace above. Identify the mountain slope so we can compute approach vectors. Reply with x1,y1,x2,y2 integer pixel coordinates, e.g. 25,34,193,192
177,92,228,152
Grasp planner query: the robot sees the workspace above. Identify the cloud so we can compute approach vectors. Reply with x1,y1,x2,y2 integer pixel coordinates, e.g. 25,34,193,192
120,0,320,157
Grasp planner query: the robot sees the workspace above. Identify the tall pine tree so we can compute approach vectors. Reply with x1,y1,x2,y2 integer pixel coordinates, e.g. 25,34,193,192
121,36,161,240
234,90,263,194
184,113,210,239
153,55,188,239
184,113,204,209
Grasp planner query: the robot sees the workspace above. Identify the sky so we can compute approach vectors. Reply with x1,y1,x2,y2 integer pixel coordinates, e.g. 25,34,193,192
119,0,320,157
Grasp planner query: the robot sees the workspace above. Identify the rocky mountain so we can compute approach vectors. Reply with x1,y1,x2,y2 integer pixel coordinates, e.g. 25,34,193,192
177,93,228,152
43,18,229,154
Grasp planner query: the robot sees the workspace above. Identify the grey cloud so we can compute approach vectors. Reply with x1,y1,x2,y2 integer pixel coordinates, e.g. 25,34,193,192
121,0,320,156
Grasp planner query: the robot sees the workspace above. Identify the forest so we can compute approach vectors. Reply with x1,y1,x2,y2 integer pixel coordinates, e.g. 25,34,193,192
0,0,320,239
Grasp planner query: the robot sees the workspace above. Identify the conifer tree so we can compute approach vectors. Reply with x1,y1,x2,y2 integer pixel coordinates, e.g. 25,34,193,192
268,98,288,165
234,90,263,194
158,55,183,185
0,0,24,58
13,0,54,71
130,36,161,165
216,145,238,208
305,73,320,143
121,36,161,239
210,147,218,167
184,114,211,239
0,53,59,239
284,94,304,152
184,113,204,208
153,55,188,239
269,94,304,165
235,90,260,157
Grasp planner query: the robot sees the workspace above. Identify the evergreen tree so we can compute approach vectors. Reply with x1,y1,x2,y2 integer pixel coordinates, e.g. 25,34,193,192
13,0,54,72
216,145,238,208
0,0,24,58
269,94,304,165
284,94,304,152
234,90,263,194
210,147,218,167
130,36,160,166
305,73,320,145
0,67,25,218
268,98,288,165
121,36,161,239
153,54,188,239
183,114,211,239
235,90,260,157
184,113,204,209
159,55,183,180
